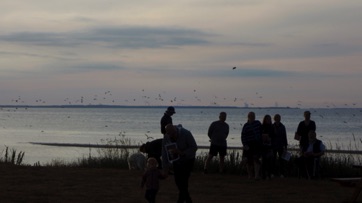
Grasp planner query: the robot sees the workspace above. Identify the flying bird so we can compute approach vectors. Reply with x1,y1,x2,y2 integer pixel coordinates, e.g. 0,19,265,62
232,67,236,70
145,134,153,140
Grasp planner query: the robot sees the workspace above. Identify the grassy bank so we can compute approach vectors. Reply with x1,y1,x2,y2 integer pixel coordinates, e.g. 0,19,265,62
2,136,362,178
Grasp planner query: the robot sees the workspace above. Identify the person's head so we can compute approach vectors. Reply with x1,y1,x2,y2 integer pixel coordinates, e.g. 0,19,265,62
262,114,272,125
166,106,176,115
274,114,281,123
165,124,178,141
219,112,227,122
147,157,158,169
304,111,311,121
139,144,146,153
308,131,317,142
247,112,255,122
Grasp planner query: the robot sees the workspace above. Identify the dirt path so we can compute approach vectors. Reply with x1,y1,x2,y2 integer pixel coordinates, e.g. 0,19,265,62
0,165,356,202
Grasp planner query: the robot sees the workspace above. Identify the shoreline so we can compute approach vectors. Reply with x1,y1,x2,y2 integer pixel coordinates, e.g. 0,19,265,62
29,142,362,155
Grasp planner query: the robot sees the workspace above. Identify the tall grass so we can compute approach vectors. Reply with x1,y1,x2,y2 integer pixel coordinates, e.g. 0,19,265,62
0,146,25,165
41,134,362,178
64,131,139,168
193,149,362,178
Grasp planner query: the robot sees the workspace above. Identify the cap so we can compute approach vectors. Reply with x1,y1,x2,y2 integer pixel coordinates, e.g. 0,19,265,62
167,106,176,114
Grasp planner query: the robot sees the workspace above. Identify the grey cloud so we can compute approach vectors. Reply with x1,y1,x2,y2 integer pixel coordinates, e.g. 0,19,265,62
0,50,78,60
207,68,295,78
234,42,272,47
50,63,125,73
153,67,296,78
0,26,212,49
73,63,123,71
278,42,362,59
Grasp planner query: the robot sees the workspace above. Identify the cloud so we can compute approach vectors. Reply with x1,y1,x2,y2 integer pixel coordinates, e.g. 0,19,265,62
0,50,78,60
0,26,213,49
147,67,296,78
70,63,124,72
206,68,295,78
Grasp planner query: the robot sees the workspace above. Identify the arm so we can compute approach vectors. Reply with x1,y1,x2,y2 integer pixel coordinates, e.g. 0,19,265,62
181,130,198,158
282,124,288,148
311,121,316,131
225,123,229,139
207,122,214,139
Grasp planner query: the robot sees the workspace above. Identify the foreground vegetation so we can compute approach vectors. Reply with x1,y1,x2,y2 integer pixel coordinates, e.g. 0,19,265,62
2,134,362,178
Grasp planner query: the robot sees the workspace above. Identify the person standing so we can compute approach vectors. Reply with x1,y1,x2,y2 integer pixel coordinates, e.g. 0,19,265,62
261,114,273,180
203,112,229,174
160,106,176,135
241,112,262,179
295,111,316,150
271,114,288,177
162,124,198,203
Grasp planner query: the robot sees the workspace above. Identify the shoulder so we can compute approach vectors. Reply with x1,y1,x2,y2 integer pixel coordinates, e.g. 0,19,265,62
210,120,219,125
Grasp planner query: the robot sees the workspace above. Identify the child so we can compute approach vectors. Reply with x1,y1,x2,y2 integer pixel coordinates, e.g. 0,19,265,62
141,157,166,203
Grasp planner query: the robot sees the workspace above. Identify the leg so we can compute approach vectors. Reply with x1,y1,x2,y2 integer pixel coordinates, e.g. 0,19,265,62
203,154,213,173
204,145,217,173
219,155,225,173
145,189,157,203
219,146,227,173
246,161,254,179
254,156,261,179
243,150,254,179
174,159,194,203
277,149,286,177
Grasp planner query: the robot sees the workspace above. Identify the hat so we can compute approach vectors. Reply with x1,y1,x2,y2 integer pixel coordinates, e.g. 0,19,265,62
167,106,176,114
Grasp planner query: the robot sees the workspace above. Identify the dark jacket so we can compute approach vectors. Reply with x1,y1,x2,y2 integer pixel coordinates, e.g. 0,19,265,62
145,138,163,158
271,122,288,149
160,113,173,134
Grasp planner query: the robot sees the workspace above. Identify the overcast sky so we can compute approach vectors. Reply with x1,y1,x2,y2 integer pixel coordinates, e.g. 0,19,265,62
1,0,361,108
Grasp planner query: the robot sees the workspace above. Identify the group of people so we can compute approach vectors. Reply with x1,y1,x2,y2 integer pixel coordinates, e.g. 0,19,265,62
141,106,197,203
140,107,326,203
240,110,325,180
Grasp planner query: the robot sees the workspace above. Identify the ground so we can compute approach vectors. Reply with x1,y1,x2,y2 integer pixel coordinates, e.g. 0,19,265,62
0,164,357,203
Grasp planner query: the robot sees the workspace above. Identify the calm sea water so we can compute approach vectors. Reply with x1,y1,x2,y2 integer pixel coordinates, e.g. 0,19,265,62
1,107,361,164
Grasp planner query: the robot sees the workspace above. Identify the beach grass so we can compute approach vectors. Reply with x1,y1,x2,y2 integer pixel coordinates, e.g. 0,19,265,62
54,147,362,179
0,146,25,165
2,135,362,178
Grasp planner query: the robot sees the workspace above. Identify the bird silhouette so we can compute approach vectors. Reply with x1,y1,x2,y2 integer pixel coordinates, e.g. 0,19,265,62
145,134,154,140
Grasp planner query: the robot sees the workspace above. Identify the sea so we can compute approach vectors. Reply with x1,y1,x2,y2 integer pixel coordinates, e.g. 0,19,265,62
0,106,361,165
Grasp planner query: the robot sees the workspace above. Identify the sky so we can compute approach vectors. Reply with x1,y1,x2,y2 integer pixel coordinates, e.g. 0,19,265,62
1,0,362,108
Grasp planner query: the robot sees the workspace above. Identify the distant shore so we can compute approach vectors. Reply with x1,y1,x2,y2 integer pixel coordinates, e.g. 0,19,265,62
29,142,362,155
0,104,303,109
2,104,361,109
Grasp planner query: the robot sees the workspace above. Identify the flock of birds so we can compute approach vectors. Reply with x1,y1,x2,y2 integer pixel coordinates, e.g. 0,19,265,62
1,66,361,143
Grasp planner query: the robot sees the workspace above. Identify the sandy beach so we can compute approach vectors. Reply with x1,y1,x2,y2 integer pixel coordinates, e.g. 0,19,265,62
0,164,356,203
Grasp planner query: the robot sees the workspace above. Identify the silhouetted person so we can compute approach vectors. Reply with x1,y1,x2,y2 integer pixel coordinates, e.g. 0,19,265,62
241,112,262,179
295,111,316,150
141,157,166,203
160,106,175,135
297,131,325,179
271,114,288,177
203,112,229,174
261,114,273,180
140,138,163,169
162,124,197,203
